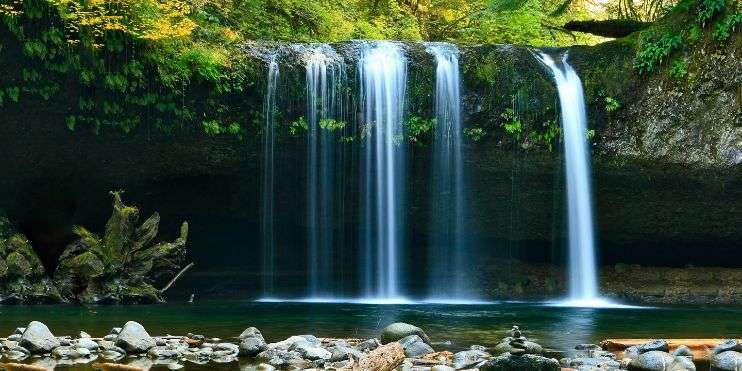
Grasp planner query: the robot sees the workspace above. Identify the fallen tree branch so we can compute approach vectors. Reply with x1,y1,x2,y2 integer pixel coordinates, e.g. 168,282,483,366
563,19,651,38
160,262,194,293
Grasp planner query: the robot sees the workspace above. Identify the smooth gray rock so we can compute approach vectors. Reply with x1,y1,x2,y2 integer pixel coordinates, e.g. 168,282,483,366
453,349,491,369
20,321,61,354
570,357,621,369
240,336,268,356
673,345,693,358
76,337,100,351
268,335,318,350
356,338,381,352
148,346,182,359
239,327,265,341
8,334,21,342
79,331,91,338
380,323,431,345
714,340,742,355
637,340,670,354
628,351,675,371
625,345,641,359
668,355,696,371
52,346,73,359
5,345,31,361
711,350,742,371
214,342,240,355
115,321,156,353
256,348,308,368
493,339,543,356
110,327,122,335
13,327,26,335
289,339,331,360
71,347,91,358
398,335,435,357
329,345,364,362
432,366,456,371
480,353,560,371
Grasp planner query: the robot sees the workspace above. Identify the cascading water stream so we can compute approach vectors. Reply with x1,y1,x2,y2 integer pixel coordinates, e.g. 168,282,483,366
261,55,280,296
425,43,471,300
537,52,608,307
305,47,346,298
358,42,408,301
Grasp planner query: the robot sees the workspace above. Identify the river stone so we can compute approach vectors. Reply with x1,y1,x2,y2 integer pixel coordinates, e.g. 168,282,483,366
110,327,122,335
711,350,742,371
240,336,267,356
356,338,381,352
72,347,92,358
625,346,641,359
8,334,21,342
480,354,560,371
398,335,435,357
453,349,491,369
432,366,455,371
570,357,621,369
668,355,696,371
714,340,742,355
256,363,275,371
627,351,675,371
380,322,431,345
6,345,31,361
239,327,265,341
13,327,26,335
329,345,364,361
52,346,73,359
269,335,319,350
20,321,61,353
257,348,308,368
289,339,332,360
637,340,670,354
148,346,182,359
76,337,99,351
493,339,543,356
673,345,693,358
214,343,240,355
79,331,91,338
115,321,156,353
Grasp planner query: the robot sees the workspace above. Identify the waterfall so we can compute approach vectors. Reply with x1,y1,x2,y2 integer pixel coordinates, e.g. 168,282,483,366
306,47,346,298
358,42,408,301
426,43,470,300
537,52,604,306
261,55,280,296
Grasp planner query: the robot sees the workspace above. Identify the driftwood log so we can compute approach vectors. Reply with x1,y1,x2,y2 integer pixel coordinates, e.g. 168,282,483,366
563,19,651,38
0,363,48,371
354,342,405,371
601,338,727,360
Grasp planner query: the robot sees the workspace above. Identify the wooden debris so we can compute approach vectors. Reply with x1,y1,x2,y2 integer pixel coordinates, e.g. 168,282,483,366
0,363,48,371
179,336,203,347
354,342,405,371
91,363,145,371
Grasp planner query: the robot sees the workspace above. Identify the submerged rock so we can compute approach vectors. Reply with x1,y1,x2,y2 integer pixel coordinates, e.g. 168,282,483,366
115,321,156,353
480,353,560,371
356,338,381,352
380,323,431,345
20,321,60,353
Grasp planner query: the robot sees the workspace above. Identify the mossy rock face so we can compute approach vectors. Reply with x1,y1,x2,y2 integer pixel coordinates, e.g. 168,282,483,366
0,216,62,303
54,192,189,304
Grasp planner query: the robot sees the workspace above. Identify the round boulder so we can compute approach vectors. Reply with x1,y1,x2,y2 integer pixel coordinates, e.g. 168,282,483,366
20,321,61,354
711,350,742,371
115,321,156,353
628,351,675,371
379,322,431,345
480,354,560,371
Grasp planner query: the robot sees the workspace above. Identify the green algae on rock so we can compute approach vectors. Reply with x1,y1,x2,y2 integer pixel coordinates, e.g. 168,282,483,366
54,192,189,304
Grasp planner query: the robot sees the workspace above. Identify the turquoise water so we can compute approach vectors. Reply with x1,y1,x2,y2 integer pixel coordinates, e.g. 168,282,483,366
3,301,742,370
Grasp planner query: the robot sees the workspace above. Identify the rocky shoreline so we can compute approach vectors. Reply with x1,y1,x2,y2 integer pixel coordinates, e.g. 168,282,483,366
1,321,741,370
